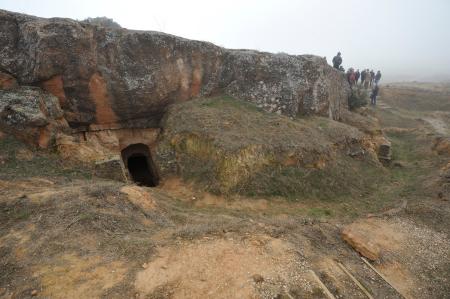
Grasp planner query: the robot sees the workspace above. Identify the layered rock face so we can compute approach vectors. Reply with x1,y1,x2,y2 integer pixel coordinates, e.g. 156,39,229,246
0,9,350,136
0,87,67,147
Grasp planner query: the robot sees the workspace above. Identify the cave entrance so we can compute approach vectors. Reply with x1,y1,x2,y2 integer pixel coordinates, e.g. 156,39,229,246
121,144,159,187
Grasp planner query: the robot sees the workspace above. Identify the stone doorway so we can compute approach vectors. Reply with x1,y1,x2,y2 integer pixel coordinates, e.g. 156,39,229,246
121,143,159,187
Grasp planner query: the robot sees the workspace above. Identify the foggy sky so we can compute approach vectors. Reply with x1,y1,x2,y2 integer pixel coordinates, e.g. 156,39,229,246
1,0,450,82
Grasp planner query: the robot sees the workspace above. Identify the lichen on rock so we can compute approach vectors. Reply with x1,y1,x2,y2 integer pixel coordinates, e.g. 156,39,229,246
0,86,68,147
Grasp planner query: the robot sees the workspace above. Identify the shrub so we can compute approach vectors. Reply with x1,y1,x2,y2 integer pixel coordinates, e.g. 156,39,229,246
348,86,369,110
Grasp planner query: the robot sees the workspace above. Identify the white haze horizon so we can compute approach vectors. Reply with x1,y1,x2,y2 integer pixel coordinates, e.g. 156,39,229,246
1,0,450,83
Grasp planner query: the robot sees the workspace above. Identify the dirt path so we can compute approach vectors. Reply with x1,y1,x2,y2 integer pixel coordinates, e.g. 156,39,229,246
423,114,449,136
376,99,393,110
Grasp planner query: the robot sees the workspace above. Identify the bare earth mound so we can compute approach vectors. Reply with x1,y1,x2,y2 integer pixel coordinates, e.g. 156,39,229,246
157,96,385,198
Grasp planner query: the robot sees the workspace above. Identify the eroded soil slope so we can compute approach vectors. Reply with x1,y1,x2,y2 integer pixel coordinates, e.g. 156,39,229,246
1,83,450,299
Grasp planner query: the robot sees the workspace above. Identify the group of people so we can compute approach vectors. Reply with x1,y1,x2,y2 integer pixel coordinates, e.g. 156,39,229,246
332,52,381,105
346,69,381,88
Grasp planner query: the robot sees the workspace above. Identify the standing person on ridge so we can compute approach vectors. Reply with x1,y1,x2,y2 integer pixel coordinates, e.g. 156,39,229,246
355,69,360,85
346,68,353,84
370,70,375,87
332,52,343,69
375,70,382,84
364,69,371,89
370,84,380,106
349,69,356,87
361,69,366,86
346,68,356,86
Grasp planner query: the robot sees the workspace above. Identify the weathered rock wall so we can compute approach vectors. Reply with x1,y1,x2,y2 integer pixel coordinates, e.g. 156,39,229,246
222,50,349,118
0,87,67,147
0,9,350,135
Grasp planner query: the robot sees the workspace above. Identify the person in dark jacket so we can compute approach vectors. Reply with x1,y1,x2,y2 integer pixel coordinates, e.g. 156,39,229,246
375,71,382,84
370,84,380,105
364,69,371,89
360,69,366,86
370,70,375,87
332,52,342,69
355,69,360,84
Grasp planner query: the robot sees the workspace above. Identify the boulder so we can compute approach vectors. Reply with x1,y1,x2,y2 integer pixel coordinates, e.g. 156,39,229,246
342,224,381,261
120,185,157,212
94,156,129,182
0,71,17,90
433,137,450,156
340,109,391,164
377,140,392,165
341,218,405,261
0,86,68,147
0,9,350,131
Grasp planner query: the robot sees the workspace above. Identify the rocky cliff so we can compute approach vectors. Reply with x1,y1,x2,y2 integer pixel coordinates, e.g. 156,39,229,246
0,9,349,137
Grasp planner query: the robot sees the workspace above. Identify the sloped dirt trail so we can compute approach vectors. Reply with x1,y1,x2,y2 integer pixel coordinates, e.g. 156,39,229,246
423,113,449,136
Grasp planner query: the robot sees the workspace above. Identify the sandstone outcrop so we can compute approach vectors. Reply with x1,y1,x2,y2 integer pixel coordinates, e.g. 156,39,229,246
1,9,384,192
438,162,450,200
0,9,349,136
341,218,406,261
340,109,392,164
0,72,17,90
433,136,450,156
0,86,68,147
120,185,157,212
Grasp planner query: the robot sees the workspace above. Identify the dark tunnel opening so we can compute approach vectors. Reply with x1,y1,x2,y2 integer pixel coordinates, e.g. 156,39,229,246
127,154,157,187
121,144,159,187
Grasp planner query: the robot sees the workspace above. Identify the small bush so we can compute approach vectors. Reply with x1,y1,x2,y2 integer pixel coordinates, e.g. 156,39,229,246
348,86,369,110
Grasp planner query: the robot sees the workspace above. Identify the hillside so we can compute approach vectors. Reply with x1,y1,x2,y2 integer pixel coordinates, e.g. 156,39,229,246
156,96,384,198
1,83,450,298
1,8,450,299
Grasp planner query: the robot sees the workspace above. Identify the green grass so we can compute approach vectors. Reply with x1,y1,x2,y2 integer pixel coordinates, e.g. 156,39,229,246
231,155,385,201
246,128,444,220
382,84,450,112
200,95,266,113
338,129,441,216
0,135,92,180
307,207,333,218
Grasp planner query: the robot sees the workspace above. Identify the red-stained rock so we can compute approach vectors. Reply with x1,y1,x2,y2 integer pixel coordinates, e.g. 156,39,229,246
0,9,350,131
342,224,381,261
0,72,17,90
341,218,406,261
0,87,68,147
88,72,118,124
120,185,157,212
40,75,67,108
433,137,450,156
